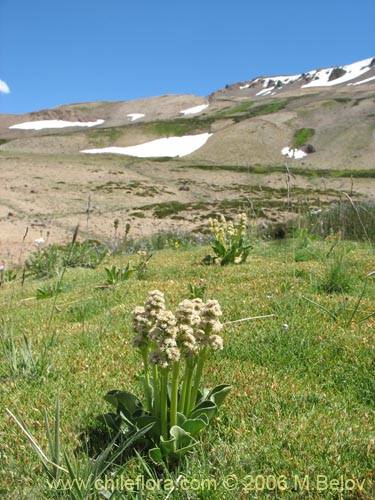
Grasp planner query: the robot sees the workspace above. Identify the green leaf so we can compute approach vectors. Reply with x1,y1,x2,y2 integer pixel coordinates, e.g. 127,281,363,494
159,426,199,457
170,427,199,455
211,240,226,258
206,384,232,407
149,447,163,464
201,254,216,265
133,415,158,433
190,400,217,421
96,412,121,432
181,417,208,436
134,415,158,429
176,412,186,427
104,390,143,417
118,410,137,430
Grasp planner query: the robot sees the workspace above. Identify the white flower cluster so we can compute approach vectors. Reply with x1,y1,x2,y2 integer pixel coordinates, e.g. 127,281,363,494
132,290,165,349
131,291,224,367
209,213,248,242
149,309,180,368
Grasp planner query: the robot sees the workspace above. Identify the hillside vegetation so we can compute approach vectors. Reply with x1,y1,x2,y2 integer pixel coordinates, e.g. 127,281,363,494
0,57,375,263
2,217,375,498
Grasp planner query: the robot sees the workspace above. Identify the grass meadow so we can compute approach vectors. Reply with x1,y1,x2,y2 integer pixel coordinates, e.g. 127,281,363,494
1,229,375,499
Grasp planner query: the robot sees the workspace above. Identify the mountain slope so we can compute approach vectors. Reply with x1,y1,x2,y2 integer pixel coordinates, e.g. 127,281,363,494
0,57,374,263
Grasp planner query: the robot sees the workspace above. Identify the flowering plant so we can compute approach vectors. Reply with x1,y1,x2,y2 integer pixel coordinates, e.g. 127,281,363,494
104,262,134,286
0,265,17,285
204,213,252,265
100,290,231,463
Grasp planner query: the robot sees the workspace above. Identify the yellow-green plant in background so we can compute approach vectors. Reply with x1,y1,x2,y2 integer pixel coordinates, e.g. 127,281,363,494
204,213,252,265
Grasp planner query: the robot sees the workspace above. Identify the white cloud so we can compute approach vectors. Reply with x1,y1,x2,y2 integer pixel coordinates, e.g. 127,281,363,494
0,80,10,94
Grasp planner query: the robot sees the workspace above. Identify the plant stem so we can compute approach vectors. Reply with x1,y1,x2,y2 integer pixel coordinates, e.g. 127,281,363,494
142,351,152,413
346,280,367,327
160,369,169,440
47,225,79,337
152,364,160,417
182,361,196,416
170,361,180,430
188,349,207,415
178,360,193,413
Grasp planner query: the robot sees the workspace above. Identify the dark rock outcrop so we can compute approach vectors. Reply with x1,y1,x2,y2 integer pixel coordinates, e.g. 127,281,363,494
302,144,316,154
328,67,346,82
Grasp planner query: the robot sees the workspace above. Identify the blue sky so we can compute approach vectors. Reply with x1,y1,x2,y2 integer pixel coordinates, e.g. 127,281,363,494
0,0,374,114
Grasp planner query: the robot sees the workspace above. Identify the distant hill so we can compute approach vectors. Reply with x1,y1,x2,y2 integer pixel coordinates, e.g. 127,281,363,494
0,57,374,263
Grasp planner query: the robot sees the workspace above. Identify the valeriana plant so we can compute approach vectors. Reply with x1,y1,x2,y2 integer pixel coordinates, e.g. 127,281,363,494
203,213,252,265
100,290,231,463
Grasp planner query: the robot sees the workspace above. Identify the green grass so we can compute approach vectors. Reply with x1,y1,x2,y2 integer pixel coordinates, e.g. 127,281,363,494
145,118,212,137
2,239,375,498
138,198,267,219
292,128,315,148
188,163,375,179
309,200,375,241
225,100,288,123
215,101,254,116
334,97,352,104
86,127,123,146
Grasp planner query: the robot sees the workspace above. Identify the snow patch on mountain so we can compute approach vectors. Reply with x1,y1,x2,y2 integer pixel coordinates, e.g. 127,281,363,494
256,87,275,96
237,57,374,98
180,103,209,115
9,119,104,130
302,57,373,88
263,75,301,87
127,113,145,121
81,133,212,158
281,146,307,160
349,75,375,86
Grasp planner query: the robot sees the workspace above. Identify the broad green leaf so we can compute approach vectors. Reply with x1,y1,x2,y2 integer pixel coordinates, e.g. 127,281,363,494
133,415,157,426
118,410,136,430
149,447,163,464
104,390,143,416
133,415,158,435
170,425,194,449
96,412,121,431
190,400,217,421
176,412,186,427
173,440,199,456
206,384,232,407
181,417,208,436
158,426,199,457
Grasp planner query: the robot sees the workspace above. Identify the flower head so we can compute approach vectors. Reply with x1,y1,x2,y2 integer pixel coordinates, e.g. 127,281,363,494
208,334,224,351
176,299,202,326
144,290,165,320
132,291,225,363
177,323,198,357
202,299,222,320
131,306,151,348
